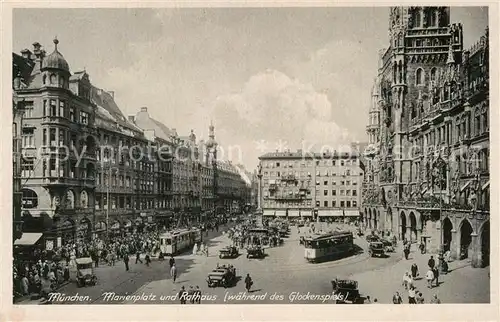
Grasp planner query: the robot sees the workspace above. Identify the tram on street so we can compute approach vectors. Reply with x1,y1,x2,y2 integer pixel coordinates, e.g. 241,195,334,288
303,231,354,263
159,228,202,255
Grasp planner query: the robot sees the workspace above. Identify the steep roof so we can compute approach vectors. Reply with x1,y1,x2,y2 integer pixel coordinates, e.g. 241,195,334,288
12,53,34,83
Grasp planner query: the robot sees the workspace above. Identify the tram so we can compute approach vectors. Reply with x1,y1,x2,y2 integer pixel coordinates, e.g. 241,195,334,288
159,228,202,255
303,231,354,263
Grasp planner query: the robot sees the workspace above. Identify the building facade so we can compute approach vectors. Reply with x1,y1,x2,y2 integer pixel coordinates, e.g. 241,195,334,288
361,7,489,268
13,40,252,247
258,150,364,221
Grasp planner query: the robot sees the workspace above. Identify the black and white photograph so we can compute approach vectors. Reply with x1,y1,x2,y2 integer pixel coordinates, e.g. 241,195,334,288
9,4,491,309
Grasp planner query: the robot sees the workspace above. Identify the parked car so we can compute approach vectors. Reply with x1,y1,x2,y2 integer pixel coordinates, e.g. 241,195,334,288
368,242,385,258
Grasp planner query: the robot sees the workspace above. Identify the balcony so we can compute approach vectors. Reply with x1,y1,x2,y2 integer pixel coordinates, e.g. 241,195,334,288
283,175,296,182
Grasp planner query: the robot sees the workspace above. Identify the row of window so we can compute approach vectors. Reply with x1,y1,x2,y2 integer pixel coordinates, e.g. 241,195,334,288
263,170,360,177
317,200,358,208
319,189,358,197
262,159,358,168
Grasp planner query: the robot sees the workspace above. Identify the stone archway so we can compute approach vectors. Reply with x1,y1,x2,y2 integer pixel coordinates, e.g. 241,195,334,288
373,209,378,231
480,220,490,267
459,219,474,259
409,212,417,242
400,211,407,241
442,217,453,252
60,218,76,245
364,208,368,228
368,209,372,229
78,218,92,242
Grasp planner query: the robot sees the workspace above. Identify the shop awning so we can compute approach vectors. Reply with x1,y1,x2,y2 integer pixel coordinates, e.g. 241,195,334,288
275,210,287,217
263,210,275,217
460,181,471,192
318,210,343,217
301,210,312,216
287,210,300,217
14,233,42,246
344,210,360,217
482,180,490,191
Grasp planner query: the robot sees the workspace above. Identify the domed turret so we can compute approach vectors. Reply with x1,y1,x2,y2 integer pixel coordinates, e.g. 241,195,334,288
43,38,70,72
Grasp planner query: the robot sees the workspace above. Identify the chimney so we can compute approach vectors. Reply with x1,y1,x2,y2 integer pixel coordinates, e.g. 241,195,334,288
20,49,32,60
140,107,148,112
108,91,114,99
32,42,41,54
128,115,135,123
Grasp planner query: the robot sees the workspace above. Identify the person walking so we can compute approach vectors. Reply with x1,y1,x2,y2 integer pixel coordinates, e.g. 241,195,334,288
408,286,416,304
416,292,425,304
145,254,151,267
403,243,410,260
123,253,130,271
178,286,187,304
426,268,434,288
410,263,419,279
194,286,202,304
432,266,440,287
169,256,175,269
392,291,403,304
170,263,177,283
428,255,435,269
244,273,253,292
135,251,143,264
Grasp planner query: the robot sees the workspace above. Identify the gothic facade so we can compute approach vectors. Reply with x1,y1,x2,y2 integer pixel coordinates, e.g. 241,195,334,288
361,7,489,268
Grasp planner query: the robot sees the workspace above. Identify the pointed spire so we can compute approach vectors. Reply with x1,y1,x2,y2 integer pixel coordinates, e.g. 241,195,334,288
446,44,455,65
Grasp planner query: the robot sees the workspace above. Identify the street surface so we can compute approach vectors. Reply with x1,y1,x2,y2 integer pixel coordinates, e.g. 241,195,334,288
23,222,489,304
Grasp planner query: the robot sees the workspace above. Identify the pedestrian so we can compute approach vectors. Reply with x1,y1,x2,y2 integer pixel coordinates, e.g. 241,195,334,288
392,291,403,304
402,272,409,290
145,254,151,267
136,251,143,264
411,263,419,279
170,263,177,283
195,286,202,304
426,268,434,288
188,286,195,304
432,266,440,287
178,286,187,304
430,294,441,304
169,256,175,269
419,242,425,254
428,255,435,269
403,244,410,260
244,273,253,292
408,286,416,304
416,292,424,304
123,253,130,271
365,296,372,304
441,260,449,274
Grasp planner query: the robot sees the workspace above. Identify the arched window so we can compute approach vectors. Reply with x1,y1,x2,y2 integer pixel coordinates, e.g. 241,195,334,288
50,74,56,84
414,9,421,28
21,189,38,208
66,190,75,209
42,74,47,85
80,190,88,208
415,68,424,86
430,68,437,82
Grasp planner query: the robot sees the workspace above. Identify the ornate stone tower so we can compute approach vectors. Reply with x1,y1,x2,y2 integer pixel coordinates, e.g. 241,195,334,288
205,121,218,211
388,6,463,197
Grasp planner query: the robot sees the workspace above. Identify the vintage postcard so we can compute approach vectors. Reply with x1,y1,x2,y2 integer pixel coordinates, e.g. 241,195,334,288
2,1,498,321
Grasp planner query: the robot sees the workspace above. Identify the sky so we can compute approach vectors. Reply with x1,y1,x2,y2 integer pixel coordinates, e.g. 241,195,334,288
13,7,488,170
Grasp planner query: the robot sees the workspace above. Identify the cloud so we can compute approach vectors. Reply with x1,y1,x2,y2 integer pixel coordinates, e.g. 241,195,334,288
213,69,355,167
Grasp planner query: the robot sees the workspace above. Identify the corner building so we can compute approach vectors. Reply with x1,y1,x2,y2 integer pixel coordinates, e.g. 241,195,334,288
258,150,363,221
361,7,489,267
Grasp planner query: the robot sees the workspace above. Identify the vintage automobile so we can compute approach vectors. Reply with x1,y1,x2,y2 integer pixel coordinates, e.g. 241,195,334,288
206,265,237,288
381,239,395,253
75,257,97,287
368,242,385,258
246,246,265,259
219,246,239,259
331,278,361,304
366,235,380,243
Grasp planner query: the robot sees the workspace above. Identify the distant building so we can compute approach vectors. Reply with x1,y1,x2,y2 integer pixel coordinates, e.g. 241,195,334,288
258,149,364,221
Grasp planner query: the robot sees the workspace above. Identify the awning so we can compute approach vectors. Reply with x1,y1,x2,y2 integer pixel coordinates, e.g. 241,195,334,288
482,180,490,191
318,210,343,217
344,210,360,217
263,210,275,217
14,233,43,246
460,181,471,192
301,210,312,216
287,210,300,217
275,210,287,217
